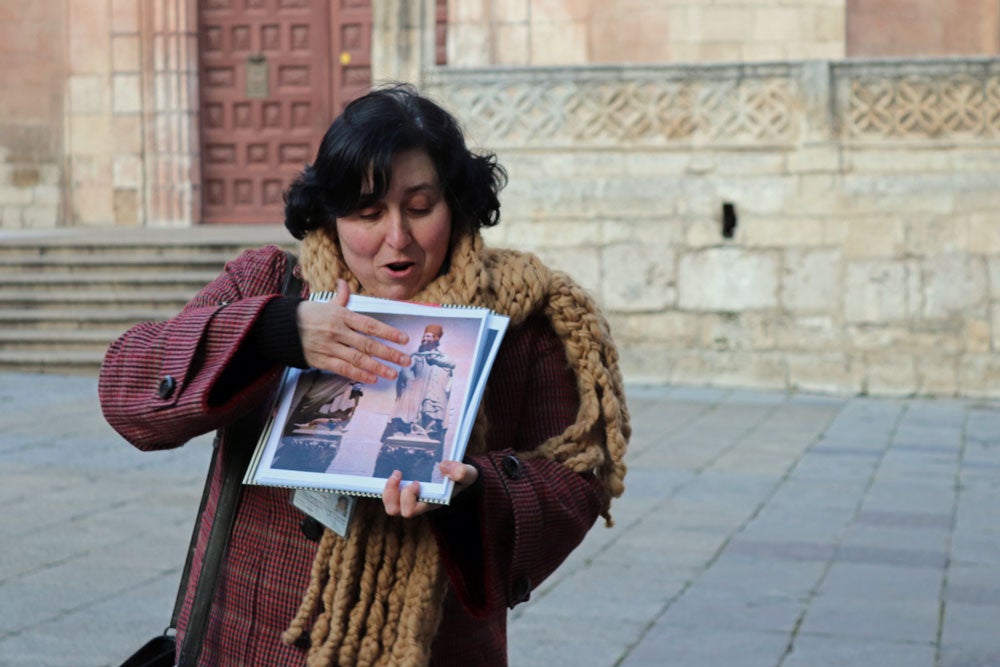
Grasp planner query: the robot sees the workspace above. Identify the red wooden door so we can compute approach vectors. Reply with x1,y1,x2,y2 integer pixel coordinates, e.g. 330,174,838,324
199,0,373,224
197,0,445,224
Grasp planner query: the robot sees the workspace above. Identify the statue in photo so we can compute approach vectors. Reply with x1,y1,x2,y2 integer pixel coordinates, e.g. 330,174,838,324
375,324,455,481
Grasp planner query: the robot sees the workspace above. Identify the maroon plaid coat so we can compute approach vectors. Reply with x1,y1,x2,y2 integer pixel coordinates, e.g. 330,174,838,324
99,246,604,666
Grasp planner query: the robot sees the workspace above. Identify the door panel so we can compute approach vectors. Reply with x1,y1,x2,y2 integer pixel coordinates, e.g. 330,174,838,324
330,0,372,115
199,0,333,224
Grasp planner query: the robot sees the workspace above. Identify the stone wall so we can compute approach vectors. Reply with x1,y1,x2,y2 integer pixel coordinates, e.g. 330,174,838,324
63,0,146,227
5,0,996,230
847,0,1000,57
0,2,64,229
0,0,199,230
424,58,1000,397
67,0,200,229
446,0,846,67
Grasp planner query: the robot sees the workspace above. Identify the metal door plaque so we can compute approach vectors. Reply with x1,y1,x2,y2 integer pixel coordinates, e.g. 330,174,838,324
246,54,269,99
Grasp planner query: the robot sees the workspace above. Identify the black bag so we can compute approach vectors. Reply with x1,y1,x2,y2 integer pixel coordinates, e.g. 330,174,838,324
118,251,302,667
120,634,176,667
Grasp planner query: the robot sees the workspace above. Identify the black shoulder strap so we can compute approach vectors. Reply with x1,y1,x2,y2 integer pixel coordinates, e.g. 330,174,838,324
172,250,301,665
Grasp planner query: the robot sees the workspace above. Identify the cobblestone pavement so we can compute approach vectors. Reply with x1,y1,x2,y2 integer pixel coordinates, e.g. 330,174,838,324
2,372,999,666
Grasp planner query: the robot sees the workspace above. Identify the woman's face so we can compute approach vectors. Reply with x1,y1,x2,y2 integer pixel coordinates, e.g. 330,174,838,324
335,149,452,301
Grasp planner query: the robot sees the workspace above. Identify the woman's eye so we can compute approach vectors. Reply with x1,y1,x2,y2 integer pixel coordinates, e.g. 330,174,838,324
358,208,382,220
407,198,435,216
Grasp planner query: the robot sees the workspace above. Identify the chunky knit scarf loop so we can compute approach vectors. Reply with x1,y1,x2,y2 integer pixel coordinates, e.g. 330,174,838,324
281,229,630,667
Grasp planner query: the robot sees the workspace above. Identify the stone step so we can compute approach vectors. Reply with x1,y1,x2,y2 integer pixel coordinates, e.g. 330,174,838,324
0,271,219,291
0,226,295,375
0,307,176,329
0,224,291,253
0,254,233,273
0,328,124,351
0,349,106,375
0,289,195,310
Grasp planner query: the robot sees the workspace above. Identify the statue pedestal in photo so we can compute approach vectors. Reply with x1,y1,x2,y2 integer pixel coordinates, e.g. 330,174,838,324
272,432,343,473
376,432,441,482
383,432,438,451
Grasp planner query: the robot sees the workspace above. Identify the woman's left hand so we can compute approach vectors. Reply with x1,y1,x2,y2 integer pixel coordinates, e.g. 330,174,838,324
381,460,479,518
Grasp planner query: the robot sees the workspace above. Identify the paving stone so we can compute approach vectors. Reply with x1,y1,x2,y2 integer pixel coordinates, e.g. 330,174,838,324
854,509,953,530
613,466,694,501
666,385,733,403
721,388,790,405
940,601,1000,666
611,526,728,571
659,586,806,633
798,597,942,646
508,610,645,667
740,512,850,543
861,480,957,513
817,562,943,602
784,635,935,667
622,625,791,667
695,552,828,601
1,592,168,667
950,531,1000,567
724,538,838,564
525,560,675,623
766,481,866,512
946,584,1000,607
836,543,948,569
839,523,952,554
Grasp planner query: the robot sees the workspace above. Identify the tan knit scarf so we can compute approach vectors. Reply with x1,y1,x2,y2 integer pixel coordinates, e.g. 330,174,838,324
281,229,630,667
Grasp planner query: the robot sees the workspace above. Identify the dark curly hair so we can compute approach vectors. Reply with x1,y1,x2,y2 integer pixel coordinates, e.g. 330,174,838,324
284,84,507,241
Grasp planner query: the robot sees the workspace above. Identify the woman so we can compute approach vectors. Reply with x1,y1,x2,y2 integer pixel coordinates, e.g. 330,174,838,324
100,84,629,667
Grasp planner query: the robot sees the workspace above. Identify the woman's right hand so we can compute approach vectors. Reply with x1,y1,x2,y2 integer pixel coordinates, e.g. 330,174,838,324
297,279,411,383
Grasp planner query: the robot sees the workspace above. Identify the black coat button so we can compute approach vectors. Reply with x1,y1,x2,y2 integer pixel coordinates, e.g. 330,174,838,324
157,375,176,399
300,516,323,542
511,575,531,604
501,454,522,480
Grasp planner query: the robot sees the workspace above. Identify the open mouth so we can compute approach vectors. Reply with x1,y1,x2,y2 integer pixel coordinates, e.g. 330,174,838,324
385,261,415,273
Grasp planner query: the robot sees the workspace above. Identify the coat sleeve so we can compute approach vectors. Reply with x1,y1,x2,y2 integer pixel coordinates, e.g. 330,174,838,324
429,314,604,615
98,245,294,450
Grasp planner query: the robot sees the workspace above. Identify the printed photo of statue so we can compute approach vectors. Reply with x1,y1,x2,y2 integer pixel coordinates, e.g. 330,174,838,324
272,371,364,473
374,323,455,481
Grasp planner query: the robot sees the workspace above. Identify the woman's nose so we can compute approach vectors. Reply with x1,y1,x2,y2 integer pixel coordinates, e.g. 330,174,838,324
384,209,412,249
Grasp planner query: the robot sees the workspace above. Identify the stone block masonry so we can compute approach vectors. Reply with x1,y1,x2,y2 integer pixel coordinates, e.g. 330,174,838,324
0,155,62,230
0,0,200,230
0,0,65,228
426,58,1000,398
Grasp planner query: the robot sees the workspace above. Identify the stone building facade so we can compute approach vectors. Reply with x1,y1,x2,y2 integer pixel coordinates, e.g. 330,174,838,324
1,0,999,397
423,60,1000,397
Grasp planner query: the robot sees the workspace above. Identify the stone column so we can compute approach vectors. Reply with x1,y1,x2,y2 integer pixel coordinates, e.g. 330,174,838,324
140,0,200,227
65,0,114,226
371,0,436,87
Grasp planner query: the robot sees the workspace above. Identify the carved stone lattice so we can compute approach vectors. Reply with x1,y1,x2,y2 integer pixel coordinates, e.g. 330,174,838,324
847,73,1000,139
431,76,797,148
